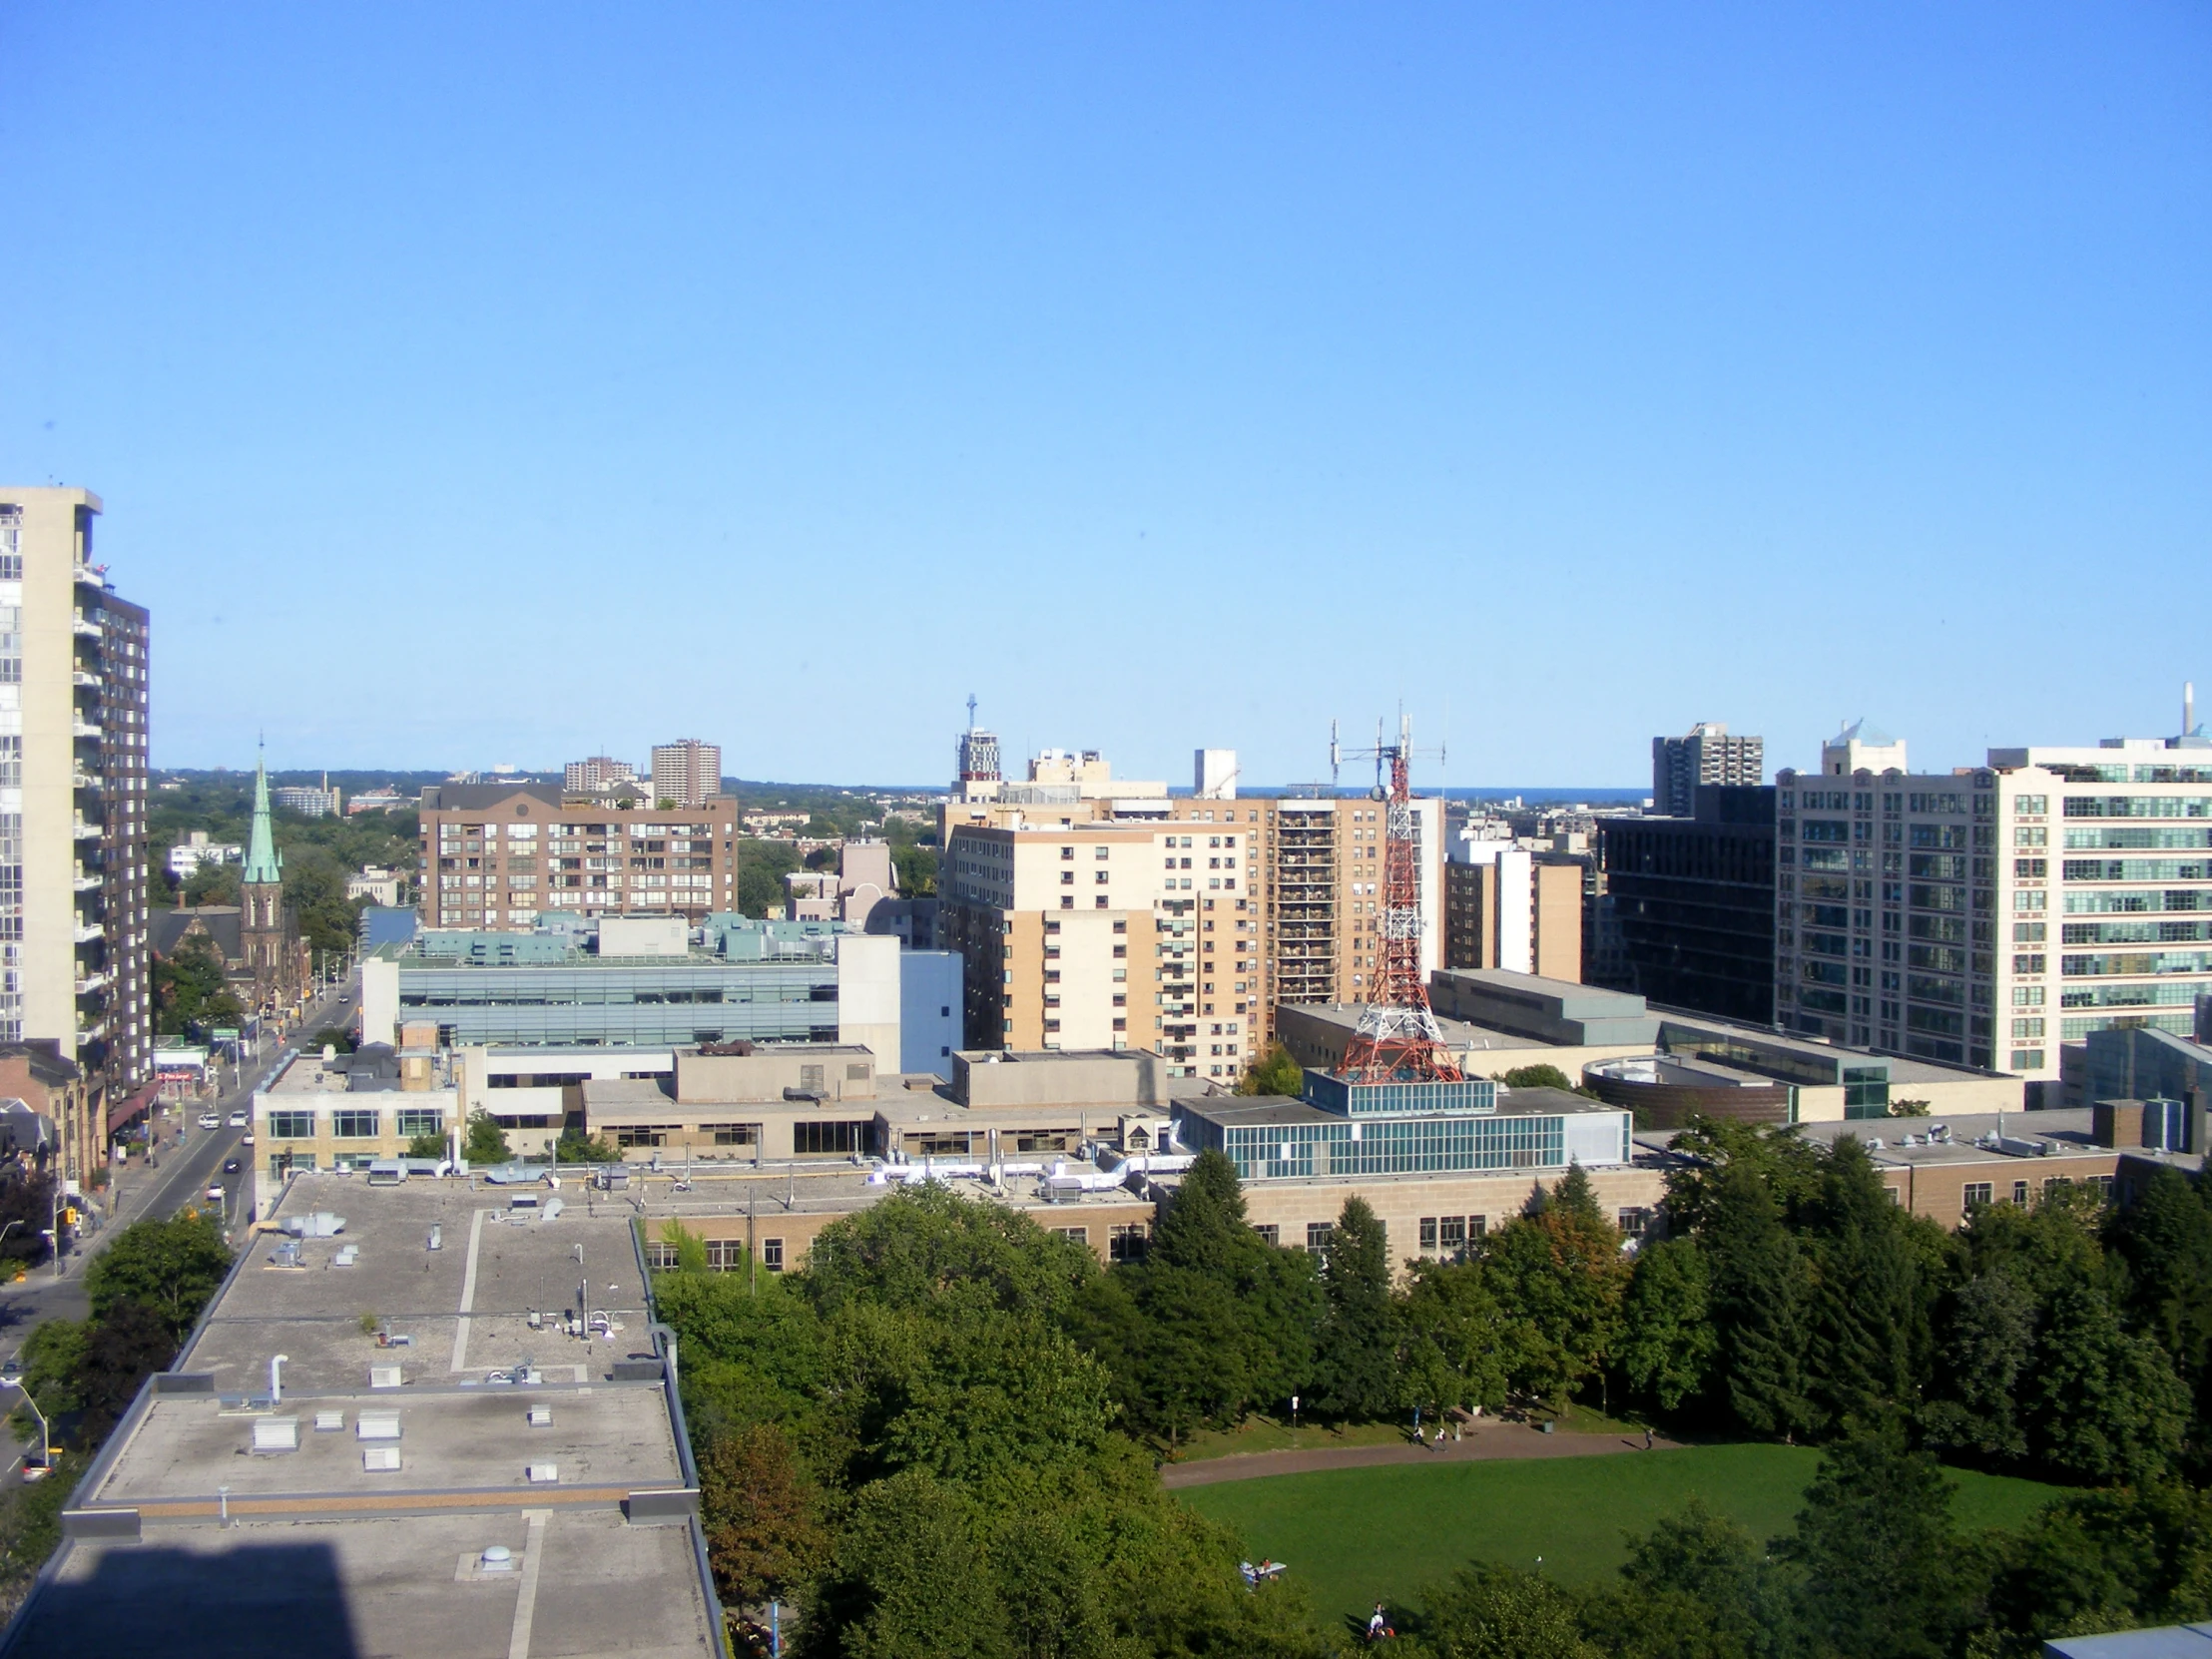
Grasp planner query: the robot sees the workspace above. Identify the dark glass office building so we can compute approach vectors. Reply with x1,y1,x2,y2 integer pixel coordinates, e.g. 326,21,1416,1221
1600,785,1777,1025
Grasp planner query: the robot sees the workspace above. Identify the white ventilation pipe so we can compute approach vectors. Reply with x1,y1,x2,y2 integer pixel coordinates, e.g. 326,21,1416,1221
271,1354,289,1404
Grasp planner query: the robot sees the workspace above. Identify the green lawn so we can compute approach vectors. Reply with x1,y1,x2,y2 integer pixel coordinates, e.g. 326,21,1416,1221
1178,1444,2061,1624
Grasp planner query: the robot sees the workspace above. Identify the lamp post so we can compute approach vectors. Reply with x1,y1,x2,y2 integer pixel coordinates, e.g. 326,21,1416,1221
2,1378,52,1476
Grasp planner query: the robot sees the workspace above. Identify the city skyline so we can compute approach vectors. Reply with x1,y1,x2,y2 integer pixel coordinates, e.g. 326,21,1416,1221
3,5,2206,782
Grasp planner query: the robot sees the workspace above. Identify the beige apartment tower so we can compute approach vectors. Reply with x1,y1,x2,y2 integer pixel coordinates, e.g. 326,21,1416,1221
651,740,722,810
0,488,152,1178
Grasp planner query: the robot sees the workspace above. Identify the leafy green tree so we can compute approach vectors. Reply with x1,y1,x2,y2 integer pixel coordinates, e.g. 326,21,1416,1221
403,1132,446,1160
152,937,245,1036
17,1319,87,1419
1498,1063,1577,1092
804,1183,1097,1323
554,1127,618,1163
1616,1238,1716,1415
183,859,242,906
79,1300,180,1441
800,1468,1008,1659
1983,1481,2212,1649
1310,1196,1397,1421
1125,1265,1257,1440
461,1109,511,1165
659,1219,710,1275
2028,1276,2188,1484
1922,1269,2036,1463
282,843,362,959
1480,1166,1628,1415
83,1213,233,1343
1576,1498,1792,1659
1397,1258,1510,1418
888,841,938,897
1778,1429,1982,1659
1236,1044,1307,1098
2105,1166,2212,1437
1704,1161,1815,1440
1664,1117,1826,1240
0,1173,56,1270
1417,1562,1602,1659
309,1027,355,1054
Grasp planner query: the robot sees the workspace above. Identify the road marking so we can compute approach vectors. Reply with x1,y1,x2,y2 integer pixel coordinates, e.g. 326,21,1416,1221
508,1509,551,1659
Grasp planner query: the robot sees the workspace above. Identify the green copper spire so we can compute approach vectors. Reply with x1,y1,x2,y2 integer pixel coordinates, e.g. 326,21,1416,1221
243,742,282,885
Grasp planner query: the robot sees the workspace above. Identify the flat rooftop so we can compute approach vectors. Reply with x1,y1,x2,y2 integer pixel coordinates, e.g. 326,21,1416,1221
2,1172,719,1659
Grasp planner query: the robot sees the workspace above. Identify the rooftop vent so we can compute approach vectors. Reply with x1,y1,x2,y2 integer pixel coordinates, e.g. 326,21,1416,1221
314,1410,344,1433
362,1446,401,1472
479,1545,515,1573
526,1463,559,1484
527,1405,552,1427
356,1412,401,1441
250,1417,299,1454
368,1365,403,1389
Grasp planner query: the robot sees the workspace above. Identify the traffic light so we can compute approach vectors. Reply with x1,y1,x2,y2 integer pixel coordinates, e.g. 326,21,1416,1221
58,1207,78,1229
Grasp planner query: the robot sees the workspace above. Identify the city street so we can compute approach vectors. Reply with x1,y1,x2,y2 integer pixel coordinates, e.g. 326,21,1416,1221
0,971,360,1477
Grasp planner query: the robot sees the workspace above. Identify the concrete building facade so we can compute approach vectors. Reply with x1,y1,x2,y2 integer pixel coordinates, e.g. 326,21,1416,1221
417,783,738,926
649,739,721,809
1776,717,2212,1086
1653,722,1763,819
1442,842,1583,982
1,487,151,1164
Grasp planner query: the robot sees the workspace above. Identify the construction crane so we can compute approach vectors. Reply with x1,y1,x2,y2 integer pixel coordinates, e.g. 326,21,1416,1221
1333,714,1462,1083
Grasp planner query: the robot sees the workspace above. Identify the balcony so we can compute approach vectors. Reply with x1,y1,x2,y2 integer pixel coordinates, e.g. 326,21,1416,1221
71,612,101,638
73,873,102,892
74,922,104,945
72,770,101,793
73,720,103,742
72,670,102,691
72,819,99,839
75,972,109,996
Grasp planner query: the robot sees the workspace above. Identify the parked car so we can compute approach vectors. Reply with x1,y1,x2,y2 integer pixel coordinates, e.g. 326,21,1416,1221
198,1113,219,1130
228,1112,247,1128
222,1158,242,1175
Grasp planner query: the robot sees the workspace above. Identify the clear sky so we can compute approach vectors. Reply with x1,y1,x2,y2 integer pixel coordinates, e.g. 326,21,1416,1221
3,4,2206,788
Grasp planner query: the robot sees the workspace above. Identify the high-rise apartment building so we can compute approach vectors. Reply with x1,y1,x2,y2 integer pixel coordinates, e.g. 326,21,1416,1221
1442,841,1583,982
940,780,1442,1077
1775,711,2212,1085
1601,785,1776,1024
1653,722,1763,818
649,740,722,810
418,783,739,927
0,487,151,1170
271,778,339,818
564,756,637,796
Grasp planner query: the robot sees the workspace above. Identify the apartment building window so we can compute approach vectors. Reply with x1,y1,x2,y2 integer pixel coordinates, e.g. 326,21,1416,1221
1962,1182,1993,1209
616,1124,673,1148
704,1123,759,1147
1306,1222,1334,1255
395,1108,444,1140
1061,896,1074,909
762,1239,785,1273
794,1121,871,1155
1051,1226,1090,1246
1061,870,1074,884
1108,1223,1149,1262
331,1109,380,1139
266,1110,314,1139
1251,1224,1279,1246
2011,1181,2029,1207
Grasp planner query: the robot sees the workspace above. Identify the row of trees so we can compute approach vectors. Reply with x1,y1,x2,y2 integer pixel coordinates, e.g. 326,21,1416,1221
655,1169,2212,1658
1067,1124,2211,1488
1410,1435,2212,1659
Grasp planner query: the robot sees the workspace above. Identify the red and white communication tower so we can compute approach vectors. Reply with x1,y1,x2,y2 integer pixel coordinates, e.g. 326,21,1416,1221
1335,715,1463,1084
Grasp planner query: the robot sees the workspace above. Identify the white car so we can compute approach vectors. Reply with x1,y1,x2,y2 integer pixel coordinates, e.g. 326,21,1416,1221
241,1132,256,1147
228,1112,247,1128
198,1113,219,1130
205,1184,226,1204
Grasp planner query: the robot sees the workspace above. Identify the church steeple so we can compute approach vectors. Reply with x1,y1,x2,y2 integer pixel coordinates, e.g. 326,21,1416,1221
243,741,282,886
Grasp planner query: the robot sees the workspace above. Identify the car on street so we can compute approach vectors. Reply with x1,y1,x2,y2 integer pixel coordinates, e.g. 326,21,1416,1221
241,1132,256,1146
198,1113,219,1130
223,1158,242,1174
205,1184,226,1203
228,1112,247,1128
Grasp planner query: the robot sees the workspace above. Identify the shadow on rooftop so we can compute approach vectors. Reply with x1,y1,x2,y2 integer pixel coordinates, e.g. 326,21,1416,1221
9,1539,361,1659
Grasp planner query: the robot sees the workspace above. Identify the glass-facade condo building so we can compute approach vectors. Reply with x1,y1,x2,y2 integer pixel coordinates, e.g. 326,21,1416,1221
1775,727,2212,1084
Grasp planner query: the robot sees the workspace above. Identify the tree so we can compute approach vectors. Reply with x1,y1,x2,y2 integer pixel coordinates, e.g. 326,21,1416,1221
659,1219,710,1275
2105,1166,2212,1445
1616,1239,1716,1416
1417,1562,1601,1659
1397,1259,1510,1418
309,1028,355,1054
2028,1276,2188,1484
1578,1498,1790,1659
17,1319,87,1419
461,1110,511,1166
800,1468,1009,1659
403,1132,446,1160
1803,1137,1925,1430
1779,1429,1980,1659
1984,1481,2212,1648
0,1173,56,1271
152,937,244,1036
700,1422,829,1610
282,843,362,959
1480,1166,1628,1415
1310,1197,1397,1421
83,1213,233,1343
79,1301,179,1441
1498,1064,1577,1093
1703,1162,1815,1440
554,1127,618,1163
1922,1269,2036,1464
1236,1044,1306,1098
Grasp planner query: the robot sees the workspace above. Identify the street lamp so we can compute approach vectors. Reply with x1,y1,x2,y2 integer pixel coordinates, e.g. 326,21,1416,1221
2,1379,53,1479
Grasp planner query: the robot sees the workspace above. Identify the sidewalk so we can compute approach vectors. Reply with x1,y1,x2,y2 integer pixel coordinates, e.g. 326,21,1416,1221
1160,1421,1683,1488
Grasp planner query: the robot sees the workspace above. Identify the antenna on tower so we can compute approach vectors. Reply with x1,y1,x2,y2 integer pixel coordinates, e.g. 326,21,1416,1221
966,693,978,729
1330,720,1341,792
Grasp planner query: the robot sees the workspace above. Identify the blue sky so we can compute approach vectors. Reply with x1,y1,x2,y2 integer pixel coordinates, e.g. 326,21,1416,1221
3,4,2206,788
